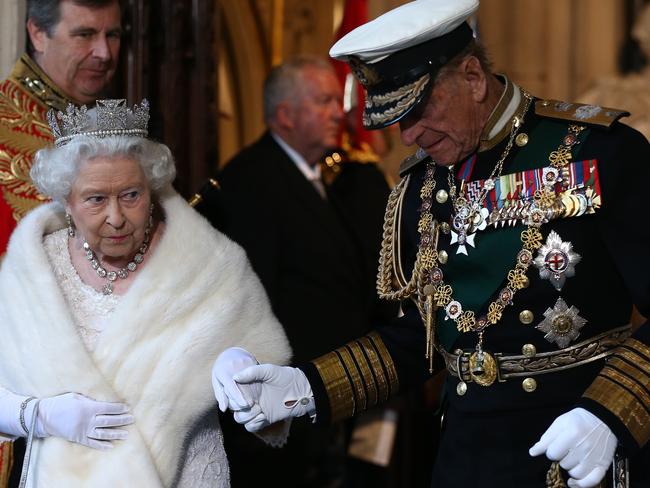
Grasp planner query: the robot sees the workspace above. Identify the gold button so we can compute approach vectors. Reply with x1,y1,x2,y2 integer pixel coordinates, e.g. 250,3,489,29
522,344,537,357
519,310,534,325
522,378,537,392
436,189,448,204
521,276,530,288
515,133,529,147
456,381,467,396
440,222,451,234
438,250,448,264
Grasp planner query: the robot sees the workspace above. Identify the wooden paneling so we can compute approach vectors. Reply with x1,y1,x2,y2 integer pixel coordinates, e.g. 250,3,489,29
117,0,218,198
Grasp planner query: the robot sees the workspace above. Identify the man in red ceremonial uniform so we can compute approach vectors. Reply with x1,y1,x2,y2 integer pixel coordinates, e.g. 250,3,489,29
0,1,121,485
0,0,121,256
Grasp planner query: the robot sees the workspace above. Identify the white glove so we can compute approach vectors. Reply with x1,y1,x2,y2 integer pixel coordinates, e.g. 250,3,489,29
212,347,260,412
36,392,134,450
232,364,314,432
529,407,617,488
0,388,133,450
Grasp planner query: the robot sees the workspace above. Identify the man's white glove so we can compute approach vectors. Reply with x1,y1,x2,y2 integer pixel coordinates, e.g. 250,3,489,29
231,364,314,432
212,347,260,412
36,393,134,450
529,407,617,488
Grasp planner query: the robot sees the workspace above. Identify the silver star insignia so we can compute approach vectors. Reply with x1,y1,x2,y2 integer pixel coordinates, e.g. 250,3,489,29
533,231,581,291
536,297,587,348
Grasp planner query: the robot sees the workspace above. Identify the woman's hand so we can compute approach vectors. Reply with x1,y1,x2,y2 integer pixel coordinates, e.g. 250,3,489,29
36,392,134,450
212,347,260,412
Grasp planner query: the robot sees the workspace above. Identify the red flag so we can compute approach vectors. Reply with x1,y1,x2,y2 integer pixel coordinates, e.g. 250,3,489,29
331,0,378,161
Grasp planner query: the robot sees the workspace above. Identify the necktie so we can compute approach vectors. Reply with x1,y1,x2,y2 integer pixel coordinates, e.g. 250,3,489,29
309,176,327,199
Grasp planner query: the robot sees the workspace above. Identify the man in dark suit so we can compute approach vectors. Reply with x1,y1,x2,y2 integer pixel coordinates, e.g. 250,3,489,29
203,57,395,487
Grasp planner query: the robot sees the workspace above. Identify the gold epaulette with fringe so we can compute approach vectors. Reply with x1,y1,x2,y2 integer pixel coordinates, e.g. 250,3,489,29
535,99,629,129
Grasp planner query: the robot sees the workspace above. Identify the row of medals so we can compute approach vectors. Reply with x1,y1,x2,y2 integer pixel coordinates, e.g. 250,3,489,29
421,125,589,390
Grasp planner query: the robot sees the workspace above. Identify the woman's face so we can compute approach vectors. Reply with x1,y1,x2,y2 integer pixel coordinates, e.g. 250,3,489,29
66,155,152,263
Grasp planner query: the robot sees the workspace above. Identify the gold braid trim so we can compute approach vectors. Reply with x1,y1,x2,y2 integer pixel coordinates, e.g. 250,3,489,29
336,346,368,412
346,340,379,407
11,54,72,112
546,461,607,488
583,338,650,447
358,336,391,404
368,331,400,395
376,169,442,371
311,332,399,423
377,175,419,300
0,62,59,225
546,462,567,488
313,351,355,423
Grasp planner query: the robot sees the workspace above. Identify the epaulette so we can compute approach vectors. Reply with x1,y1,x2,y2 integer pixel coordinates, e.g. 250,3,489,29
535,99,629,129
399,149,430,177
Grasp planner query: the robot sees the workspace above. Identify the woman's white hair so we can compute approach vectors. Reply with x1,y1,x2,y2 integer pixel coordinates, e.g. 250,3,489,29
30,136,177,203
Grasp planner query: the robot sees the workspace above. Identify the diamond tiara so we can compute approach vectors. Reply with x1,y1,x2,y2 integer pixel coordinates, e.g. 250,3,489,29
47,99,150,147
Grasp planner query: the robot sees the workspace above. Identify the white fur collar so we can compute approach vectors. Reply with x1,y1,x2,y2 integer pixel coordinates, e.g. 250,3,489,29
0,187,291,487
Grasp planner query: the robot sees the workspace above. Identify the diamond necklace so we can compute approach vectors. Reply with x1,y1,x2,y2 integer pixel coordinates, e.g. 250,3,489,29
81,215,153,295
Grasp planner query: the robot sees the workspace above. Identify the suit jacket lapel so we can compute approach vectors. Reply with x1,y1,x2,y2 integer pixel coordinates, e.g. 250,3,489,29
264,133,334,220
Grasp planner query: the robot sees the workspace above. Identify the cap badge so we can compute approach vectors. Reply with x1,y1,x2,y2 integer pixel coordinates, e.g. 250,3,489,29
348,56,382,87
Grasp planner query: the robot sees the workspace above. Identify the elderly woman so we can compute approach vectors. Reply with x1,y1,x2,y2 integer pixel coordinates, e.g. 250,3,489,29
0,99,290,487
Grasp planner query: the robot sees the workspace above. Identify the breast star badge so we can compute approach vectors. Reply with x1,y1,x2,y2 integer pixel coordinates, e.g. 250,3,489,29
533,230,581,291
536,297,587,348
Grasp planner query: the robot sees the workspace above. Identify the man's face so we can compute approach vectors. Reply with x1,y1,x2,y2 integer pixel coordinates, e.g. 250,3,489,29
290,67,344,164
398,68,484,166
29,0,122,104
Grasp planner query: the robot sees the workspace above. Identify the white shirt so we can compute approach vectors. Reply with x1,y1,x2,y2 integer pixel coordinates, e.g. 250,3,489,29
271,132,324,184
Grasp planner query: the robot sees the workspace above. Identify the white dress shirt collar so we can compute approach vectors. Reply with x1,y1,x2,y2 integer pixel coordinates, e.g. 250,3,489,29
271,132,322,182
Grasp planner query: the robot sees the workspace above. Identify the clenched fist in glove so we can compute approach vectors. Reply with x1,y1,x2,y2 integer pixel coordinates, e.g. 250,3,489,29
0,388,133,450
529,407,617,488
232,363,315,432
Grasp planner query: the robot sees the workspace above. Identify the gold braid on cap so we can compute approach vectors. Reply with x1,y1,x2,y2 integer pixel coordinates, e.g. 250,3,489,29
47,99,150,147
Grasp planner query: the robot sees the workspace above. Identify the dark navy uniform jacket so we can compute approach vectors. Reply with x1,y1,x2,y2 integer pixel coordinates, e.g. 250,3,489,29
301,91,650,487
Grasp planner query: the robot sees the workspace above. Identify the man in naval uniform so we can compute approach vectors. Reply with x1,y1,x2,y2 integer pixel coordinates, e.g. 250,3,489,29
0,1,121,485
212,1,650,487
